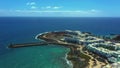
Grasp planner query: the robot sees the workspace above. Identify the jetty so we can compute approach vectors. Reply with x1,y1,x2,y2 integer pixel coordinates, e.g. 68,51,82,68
8,42,52,48
8,41,80,48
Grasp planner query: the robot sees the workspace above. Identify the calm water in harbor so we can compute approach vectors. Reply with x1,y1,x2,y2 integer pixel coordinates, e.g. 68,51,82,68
0,17,120,68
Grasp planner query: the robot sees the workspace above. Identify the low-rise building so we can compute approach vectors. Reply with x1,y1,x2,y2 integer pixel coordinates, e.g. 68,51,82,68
62,31,120,63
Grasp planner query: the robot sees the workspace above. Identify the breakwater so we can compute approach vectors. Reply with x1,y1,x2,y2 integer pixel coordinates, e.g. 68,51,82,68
8,42,51,48
8,41,80,48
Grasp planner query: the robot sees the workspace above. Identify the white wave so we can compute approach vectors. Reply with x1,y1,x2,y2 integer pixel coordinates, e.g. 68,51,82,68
35,33,43,40
65,53,73,68
65,30,73,32
35,31,50,39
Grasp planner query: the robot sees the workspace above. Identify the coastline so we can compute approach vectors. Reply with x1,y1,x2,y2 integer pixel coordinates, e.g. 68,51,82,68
67,46,90,68
35,31,111,68
9,30,120,68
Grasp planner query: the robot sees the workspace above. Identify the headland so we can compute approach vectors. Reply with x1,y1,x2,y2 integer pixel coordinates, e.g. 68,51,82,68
9,30,120,68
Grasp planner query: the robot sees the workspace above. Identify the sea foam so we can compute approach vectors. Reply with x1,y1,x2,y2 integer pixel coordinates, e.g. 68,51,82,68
65,52,73,68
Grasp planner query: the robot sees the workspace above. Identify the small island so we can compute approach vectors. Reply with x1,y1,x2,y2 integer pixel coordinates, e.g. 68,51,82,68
9,30,120,68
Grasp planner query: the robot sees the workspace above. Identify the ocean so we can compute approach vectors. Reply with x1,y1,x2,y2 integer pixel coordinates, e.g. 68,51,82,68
0,17,120,68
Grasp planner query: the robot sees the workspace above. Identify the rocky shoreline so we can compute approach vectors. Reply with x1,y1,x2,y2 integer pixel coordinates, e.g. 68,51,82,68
67,47,89,68
36,31,110,68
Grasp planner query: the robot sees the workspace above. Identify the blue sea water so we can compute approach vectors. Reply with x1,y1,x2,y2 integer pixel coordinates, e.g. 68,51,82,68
0,17,120,68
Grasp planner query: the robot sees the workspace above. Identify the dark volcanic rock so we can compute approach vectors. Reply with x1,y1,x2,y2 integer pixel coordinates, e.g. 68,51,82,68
113,35,120,41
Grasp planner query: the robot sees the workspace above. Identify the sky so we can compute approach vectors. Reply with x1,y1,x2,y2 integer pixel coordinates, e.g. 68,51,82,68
0,0,120,17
